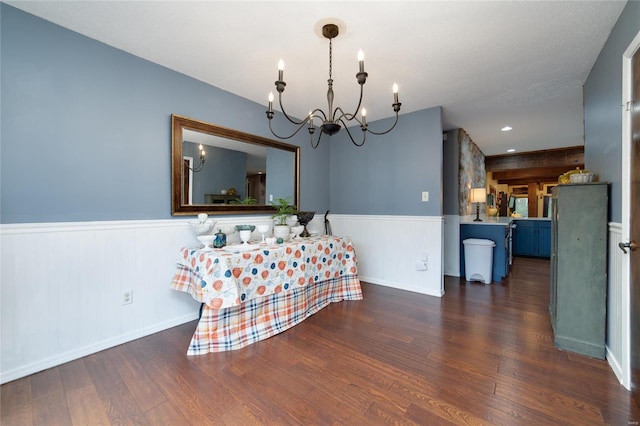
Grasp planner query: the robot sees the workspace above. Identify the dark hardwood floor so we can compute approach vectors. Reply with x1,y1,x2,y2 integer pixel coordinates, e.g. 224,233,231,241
2,257,638,425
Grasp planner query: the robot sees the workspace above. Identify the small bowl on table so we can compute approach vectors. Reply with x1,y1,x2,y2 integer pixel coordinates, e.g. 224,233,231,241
189,219,215,236
235,225,256,245
197,235,215,251
290,225,304,238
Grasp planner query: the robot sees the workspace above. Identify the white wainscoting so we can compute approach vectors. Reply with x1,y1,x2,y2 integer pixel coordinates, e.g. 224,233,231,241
0,216,278,384
607,222,630,389
329,214,444,297
443,215,461,277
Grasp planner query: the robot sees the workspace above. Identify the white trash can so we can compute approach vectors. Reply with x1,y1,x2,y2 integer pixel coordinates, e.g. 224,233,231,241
463,238,496,284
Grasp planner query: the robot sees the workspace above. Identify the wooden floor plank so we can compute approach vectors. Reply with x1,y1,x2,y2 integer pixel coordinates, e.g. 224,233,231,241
2,257,639,425
0,377,33,425
143,400,190,425
65,384,111,425
30,390,72,425
107,344,168,414
493,377,605,425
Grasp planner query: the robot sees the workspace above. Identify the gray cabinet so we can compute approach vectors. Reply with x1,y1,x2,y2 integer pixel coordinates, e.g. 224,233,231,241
550,183,608,359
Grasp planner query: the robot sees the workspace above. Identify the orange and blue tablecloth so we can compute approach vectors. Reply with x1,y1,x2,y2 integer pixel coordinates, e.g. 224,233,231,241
170,235,362,354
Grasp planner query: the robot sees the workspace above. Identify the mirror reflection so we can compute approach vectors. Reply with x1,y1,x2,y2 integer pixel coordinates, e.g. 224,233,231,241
171,114,300,216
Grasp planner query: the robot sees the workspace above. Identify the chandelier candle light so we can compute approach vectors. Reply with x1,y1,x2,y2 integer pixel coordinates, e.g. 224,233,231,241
266,23,401,148
187,144,206,172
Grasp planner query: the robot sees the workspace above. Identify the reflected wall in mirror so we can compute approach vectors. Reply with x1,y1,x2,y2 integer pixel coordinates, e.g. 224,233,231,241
171,114,300,216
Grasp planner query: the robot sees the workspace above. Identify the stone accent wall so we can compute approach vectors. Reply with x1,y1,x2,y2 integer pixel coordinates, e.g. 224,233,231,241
458,129,486,215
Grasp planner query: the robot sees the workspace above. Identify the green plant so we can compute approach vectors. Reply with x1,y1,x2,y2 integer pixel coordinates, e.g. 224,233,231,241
271,197,298,225
230,197,257,205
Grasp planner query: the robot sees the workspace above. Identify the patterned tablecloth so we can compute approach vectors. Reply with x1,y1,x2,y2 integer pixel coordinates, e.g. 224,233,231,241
170,235,362,354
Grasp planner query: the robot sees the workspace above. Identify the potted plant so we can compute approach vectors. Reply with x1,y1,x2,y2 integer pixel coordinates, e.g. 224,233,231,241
271,197,298,239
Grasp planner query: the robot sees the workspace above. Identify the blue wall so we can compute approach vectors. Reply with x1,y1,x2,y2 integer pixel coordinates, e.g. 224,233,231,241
329,107,443,216
1,4,443,224
584,1,640,223
0,4,328,223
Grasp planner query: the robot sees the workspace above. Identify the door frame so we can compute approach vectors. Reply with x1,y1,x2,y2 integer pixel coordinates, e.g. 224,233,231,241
183,156,194,205
621,30,640,391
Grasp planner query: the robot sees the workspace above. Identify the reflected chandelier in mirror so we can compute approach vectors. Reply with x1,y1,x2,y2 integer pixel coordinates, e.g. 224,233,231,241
171,114,300,216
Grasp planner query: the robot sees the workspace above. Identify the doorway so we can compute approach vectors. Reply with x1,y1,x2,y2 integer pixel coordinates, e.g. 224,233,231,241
623,30,640,399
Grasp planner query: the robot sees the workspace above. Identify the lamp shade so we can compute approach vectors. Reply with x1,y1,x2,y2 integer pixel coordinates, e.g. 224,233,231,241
471,188,486,203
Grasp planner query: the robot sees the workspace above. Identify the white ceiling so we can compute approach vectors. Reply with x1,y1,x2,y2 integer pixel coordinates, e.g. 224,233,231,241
6,0,626,156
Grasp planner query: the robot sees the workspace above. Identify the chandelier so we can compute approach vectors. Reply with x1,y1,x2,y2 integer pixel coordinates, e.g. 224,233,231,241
266,23,401,148
187,144,205,172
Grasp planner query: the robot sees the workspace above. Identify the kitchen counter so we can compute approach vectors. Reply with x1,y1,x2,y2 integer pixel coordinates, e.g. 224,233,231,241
460,216,550,225
460,216,512,226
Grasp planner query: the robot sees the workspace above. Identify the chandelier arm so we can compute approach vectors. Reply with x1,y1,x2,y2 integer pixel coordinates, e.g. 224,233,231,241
186,158,205,173
310,128,324,149
268,116,312,140
330,85,364,124
277,93,306,125
310,108,328,121
360,112,401,136
349,84,365,120
339,118,367,147
333,106,359,123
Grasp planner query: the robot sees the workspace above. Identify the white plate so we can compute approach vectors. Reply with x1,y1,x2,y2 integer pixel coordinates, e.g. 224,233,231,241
224,243,259,253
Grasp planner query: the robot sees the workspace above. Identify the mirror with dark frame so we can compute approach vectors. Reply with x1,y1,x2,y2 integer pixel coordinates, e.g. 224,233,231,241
171,114,300,216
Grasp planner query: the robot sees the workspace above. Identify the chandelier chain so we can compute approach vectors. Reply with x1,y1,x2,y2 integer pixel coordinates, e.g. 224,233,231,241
329,38,333,81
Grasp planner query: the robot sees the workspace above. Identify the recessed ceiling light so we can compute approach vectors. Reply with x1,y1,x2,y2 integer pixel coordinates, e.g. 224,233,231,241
507,148,516,153
501,126,513,132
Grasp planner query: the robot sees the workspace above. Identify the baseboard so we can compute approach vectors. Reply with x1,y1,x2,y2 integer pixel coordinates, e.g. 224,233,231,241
0,312,198,384
606,346,625,386
360,276,445,297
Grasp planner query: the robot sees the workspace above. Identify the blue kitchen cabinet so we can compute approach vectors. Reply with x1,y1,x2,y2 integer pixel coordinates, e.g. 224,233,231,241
537,221,551,257
512,220,551,258
512,220,535,256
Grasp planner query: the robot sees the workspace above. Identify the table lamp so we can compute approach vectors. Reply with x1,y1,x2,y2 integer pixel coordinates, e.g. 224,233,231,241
471,188,486,222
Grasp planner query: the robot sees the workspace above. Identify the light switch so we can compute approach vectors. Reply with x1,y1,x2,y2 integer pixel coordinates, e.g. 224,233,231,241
421,191,429,202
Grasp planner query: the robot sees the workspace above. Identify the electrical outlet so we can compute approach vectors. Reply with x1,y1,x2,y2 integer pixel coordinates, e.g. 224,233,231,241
416,251,429,271
122,290,133,305
421,191,429,202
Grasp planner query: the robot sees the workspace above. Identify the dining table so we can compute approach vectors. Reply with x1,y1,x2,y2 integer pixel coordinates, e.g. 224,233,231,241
170,235,362,355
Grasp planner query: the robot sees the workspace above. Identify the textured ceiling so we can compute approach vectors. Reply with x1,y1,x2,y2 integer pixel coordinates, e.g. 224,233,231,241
5,0,626,155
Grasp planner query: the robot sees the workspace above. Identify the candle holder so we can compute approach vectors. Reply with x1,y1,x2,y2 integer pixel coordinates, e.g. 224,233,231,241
296,211,316,237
